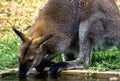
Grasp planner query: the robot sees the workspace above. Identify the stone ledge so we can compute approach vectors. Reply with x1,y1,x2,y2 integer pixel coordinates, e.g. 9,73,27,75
59,70,120,78
1,68,120,79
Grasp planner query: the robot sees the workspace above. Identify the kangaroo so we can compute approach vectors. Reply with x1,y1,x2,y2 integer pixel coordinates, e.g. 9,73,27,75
13,0,120,78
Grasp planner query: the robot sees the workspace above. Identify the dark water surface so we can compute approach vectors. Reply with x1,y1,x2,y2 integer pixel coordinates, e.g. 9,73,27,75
0,72,111,81
0,76,109,81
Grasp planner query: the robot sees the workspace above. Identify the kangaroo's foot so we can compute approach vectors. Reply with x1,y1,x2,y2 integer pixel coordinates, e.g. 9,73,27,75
48,60,84,75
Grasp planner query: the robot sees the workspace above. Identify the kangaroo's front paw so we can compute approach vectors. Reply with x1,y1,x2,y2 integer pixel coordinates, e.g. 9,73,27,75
35,62,47,72
35,60,55,72
48,62,68,75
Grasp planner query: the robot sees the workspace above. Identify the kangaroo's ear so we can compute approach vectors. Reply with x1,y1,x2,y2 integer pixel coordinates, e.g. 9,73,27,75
12,27,30,42
32,34,53,47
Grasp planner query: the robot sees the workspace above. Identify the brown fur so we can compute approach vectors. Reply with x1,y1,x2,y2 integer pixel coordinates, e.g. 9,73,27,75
13,0,120,77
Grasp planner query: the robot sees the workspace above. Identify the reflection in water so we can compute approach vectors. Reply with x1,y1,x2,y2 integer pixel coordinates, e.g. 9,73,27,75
18,71,61,81
0,71,112,81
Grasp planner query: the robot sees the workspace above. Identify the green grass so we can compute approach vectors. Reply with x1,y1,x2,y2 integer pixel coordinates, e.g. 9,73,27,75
89,47,120,71
0,31,20,72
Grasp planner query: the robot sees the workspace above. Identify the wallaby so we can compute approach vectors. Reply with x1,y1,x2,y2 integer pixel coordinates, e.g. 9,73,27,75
13,0,120,78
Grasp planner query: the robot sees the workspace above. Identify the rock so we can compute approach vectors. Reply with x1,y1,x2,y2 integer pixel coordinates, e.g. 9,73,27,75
1,73,11,78
109,77,119,81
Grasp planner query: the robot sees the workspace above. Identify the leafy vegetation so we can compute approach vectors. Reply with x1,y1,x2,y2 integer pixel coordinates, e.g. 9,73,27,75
90,47,120,71
0,31,20,72
0,0,120,72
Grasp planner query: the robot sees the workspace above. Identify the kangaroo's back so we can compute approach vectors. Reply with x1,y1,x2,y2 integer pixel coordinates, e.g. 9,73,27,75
95,0,120,43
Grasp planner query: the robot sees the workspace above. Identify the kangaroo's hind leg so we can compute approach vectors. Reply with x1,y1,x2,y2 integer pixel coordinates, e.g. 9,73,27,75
48,19,104,75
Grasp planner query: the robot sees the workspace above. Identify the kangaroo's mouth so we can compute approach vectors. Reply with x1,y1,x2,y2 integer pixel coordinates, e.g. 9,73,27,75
19,65,28,78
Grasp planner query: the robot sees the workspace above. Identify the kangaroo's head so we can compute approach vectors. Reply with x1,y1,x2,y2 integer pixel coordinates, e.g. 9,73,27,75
13,28,53,78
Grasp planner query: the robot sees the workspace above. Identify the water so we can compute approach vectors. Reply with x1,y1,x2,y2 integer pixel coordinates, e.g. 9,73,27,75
0,76,109,81
0,72,112,81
